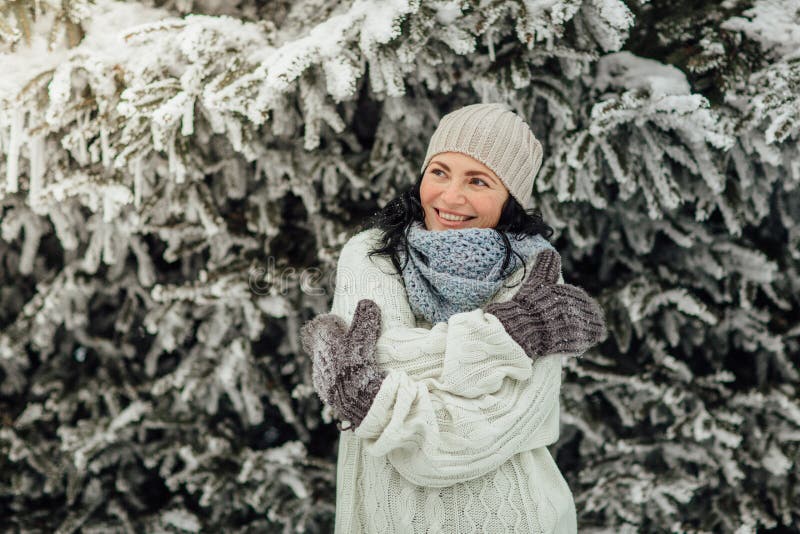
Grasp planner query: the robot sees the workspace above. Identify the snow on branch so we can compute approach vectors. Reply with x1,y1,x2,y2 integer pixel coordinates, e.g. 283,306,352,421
537,51,735,228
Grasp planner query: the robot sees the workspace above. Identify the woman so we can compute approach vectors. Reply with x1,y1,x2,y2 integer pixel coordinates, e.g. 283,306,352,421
301,103,607,533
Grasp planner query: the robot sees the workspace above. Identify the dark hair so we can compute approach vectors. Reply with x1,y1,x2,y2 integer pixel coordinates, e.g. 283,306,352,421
355,174,555,289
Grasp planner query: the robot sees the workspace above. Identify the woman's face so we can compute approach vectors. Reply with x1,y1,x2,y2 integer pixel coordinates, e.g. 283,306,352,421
419,152,510,231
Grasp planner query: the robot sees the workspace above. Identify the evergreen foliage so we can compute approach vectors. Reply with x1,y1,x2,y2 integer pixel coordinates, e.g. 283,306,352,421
1,0,798,531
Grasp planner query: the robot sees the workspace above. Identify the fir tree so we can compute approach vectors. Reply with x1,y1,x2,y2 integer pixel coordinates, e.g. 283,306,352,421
1,0,798,531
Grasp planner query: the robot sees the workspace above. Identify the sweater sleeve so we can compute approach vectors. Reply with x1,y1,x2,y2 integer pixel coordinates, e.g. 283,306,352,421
330,230,567,488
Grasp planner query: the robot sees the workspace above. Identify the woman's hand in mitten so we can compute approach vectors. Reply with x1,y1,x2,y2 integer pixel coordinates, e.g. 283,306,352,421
299,299,387,431
485,249,608,359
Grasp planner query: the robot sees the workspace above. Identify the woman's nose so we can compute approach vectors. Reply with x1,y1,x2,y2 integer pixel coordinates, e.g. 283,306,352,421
440,181,466,204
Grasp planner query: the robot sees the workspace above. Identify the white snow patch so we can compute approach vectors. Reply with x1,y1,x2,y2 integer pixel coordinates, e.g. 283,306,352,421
594,51,691,97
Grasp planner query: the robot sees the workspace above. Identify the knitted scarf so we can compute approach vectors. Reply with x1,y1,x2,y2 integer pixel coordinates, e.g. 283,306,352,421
398,220,555,325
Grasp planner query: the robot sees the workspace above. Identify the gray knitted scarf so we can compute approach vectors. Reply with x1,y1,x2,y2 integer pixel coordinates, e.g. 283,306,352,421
399,220,555,325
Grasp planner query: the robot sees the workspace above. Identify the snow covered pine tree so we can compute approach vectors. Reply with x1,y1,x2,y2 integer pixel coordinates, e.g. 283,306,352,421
1,0,798,532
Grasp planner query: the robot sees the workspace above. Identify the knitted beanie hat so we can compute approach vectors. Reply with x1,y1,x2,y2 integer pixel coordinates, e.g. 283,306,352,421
419,103,544,210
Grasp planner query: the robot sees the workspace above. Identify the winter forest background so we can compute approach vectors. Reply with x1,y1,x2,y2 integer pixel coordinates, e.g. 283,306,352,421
1,0,798,532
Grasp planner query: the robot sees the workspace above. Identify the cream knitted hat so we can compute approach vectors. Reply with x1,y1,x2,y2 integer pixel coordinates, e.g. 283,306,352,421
419,103,544,210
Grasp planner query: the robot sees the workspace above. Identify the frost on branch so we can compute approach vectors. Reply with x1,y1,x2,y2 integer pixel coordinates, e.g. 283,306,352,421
1,0,799,532
537,51,734,226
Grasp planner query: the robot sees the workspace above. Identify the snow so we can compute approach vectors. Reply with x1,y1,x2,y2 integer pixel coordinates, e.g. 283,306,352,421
721,0,800,57
434,1,463,25
46,63,74,120
323,56,361,102
594,51,691,97
0,12,69,101
360,0,417,50
162,510,201,533
0,1,168,102
580,0,635,52
0,0,170,196
0,2,797,532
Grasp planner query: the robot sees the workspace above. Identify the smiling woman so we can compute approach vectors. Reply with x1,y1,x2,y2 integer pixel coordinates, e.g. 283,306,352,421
421,152,510,230
300,102,608,533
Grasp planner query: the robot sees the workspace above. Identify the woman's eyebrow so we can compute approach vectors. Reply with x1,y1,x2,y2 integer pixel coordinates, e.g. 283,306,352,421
465,170,496,183
430,161,497,183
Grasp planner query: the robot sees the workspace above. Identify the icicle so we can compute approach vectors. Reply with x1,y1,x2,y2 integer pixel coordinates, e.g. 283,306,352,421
49,208,79,251
100,126,111,168
19,215,42,275
181,97,195,136
76,112,90,166
101,222,117,264
129,236,156,287
225,115,242,152
168,138,186,184
5,108,24,193
133,157,144,208
27,134,46,202
81,221,103,274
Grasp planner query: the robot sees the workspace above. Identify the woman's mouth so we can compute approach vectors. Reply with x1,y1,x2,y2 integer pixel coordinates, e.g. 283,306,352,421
435,208,476,225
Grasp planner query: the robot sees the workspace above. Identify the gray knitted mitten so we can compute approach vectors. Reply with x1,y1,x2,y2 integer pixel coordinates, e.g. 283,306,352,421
299,299,387,431
485,249,608,360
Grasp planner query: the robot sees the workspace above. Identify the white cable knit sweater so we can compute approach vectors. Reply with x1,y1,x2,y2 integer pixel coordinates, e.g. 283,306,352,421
330,228,578,534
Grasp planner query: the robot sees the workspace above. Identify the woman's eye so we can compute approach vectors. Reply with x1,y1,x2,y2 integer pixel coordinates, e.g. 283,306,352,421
429,168,488,186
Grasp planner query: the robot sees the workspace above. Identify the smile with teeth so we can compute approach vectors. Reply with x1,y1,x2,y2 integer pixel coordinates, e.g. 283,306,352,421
436,209,475,222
